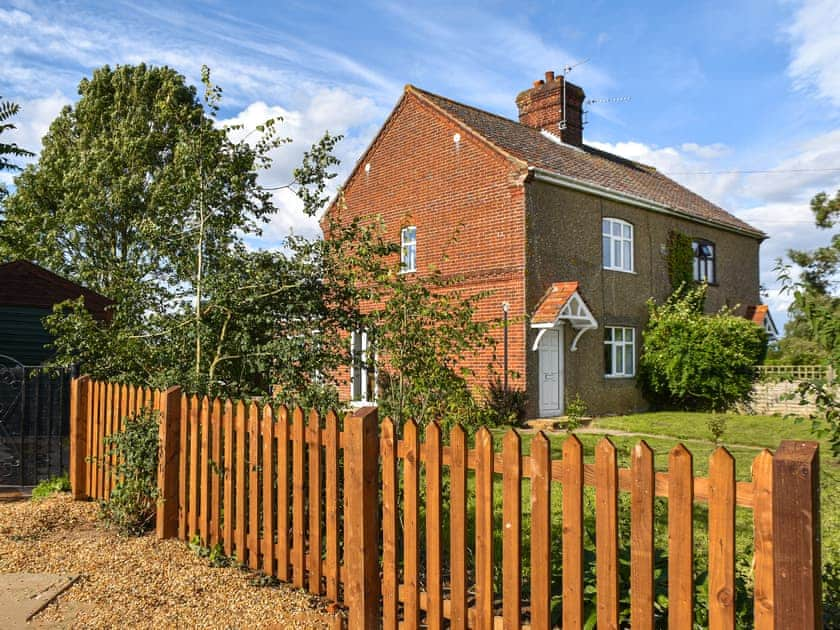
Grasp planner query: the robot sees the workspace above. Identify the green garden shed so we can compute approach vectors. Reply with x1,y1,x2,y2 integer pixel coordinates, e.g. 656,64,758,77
0,260,111,366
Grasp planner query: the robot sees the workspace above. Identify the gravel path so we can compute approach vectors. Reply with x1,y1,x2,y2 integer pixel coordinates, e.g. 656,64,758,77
0,494,338,629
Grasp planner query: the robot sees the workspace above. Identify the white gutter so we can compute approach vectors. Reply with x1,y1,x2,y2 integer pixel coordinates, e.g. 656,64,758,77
529,167,766,241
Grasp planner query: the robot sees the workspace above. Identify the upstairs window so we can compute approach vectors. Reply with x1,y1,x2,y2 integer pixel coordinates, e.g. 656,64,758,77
602,218,634,272
351,330,377,403
604,326,635,377
692,240,716,284
401,226,416,273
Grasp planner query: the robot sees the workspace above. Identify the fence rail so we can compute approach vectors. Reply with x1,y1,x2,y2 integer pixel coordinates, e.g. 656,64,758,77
69,376,822,629
755,364,834,382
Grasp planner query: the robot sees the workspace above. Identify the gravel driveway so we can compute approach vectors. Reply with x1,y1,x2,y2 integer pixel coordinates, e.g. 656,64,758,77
0,494,338,628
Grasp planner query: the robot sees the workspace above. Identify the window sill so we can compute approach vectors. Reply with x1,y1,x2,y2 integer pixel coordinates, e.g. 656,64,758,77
604,374,635,380
398,269,416,275
603,267,637,275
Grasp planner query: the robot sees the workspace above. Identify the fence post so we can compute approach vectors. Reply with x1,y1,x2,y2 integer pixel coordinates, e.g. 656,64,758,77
69,375,90,500
156,386,182,539
344,406,380,630
772,440,821,628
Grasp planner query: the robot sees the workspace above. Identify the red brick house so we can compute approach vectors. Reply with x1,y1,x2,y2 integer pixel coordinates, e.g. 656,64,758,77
325,72,771,417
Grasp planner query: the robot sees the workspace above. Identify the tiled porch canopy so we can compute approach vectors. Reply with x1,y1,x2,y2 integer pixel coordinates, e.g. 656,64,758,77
530,281,598,351
745,304,778,340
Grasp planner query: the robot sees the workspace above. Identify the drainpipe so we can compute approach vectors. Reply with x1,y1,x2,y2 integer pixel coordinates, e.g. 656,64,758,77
502,302,510,390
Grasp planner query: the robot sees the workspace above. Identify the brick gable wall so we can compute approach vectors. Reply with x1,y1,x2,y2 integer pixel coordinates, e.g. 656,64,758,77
326,90,529,400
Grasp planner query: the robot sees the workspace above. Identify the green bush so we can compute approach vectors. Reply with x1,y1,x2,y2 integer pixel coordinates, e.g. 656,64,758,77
484,378,528,426
639,285,768,411
565,393,588,433
31,473,71,500
99,407,160,536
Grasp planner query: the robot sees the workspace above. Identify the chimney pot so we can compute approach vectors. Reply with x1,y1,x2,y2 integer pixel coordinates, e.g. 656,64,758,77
545,70,555,82
533,79,544,88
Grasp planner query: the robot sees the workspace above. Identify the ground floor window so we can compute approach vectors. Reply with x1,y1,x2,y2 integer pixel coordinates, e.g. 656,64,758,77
604,326,635,377
351,330,377,403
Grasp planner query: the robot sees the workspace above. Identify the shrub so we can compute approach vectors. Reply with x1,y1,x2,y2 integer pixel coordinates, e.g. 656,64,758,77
99,407,160,535
565,393,588,433
639,284,768,411
31,473,71,500
706,413,727,444
484,378,528,426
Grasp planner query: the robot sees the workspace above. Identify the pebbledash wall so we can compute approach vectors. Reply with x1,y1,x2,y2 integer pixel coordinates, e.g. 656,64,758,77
524,180,762,416
328,89,530,398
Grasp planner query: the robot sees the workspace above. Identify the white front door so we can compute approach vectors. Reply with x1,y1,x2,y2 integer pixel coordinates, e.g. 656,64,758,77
538,328,564,417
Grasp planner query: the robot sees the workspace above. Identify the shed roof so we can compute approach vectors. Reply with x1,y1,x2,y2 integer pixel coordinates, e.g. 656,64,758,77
0,260,112,319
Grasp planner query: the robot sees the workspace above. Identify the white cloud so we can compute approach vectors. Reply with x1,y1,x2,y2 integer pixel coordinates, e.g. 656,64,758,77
587,139,742,206
222,89,382,243
3,92,70,158
787,0,840,106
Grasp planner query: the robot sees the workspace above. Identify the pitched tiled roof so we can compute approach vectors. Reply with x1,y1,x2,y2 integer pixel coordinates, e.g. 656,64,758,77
409,86,764,238
532,282,581,325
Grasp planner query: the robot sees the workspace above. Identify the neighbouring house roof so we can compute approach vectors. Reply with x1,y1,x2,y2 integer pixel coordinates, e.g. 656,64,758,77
408,86,765,239
0,260,112,320
745,304,778,339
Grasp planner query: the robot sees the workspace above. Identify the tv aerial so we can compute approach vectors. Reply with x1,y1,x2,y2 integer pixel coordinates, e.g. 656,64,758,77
583,96,632,126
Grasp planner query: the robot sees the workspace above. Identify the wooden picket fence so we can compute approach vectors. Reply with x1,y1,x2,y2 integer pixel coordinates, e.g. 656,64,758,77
68,377,822,629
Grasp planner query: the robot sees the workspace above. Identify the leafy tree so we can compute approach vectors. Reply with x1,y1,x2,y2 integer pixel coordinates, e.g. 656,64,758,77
639,284,768,411
666,229,694,295
0,96,34,200
776,187,840,459
371,268,496,433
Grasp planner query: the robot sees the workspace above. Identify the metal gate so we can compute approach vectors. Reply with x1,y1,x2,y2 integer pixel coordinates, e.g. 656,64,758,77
0,354,71,488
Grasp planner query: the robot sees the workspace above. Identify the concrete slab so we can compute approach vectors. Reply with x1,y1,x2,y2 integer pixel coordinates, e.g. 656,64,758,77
0,572,78,628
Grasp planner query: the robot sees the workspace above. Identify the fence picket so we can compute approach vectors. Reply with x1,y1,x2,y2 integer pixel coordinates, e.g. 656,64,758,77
178,394,188,540
709,447,736,630
530,432,551,630
104,382,112,499
276,406,290,582
211,397,222,547
668,444,694,628
189,394,200,539
324,410,340,601
235,400,247,564
403,419,420,630
502,430,522,630
308,410,322,594
595,438,619,630
248,401,260,570
475,427,494,630
200,396,210,545
223,400,234,556
631,441,655,630
292,407,305,588
262,404,275,577
381,418,398,630
85,381,94,497
563,435,584,629
425,422,443,629
449,425,468,630
752,450,774,629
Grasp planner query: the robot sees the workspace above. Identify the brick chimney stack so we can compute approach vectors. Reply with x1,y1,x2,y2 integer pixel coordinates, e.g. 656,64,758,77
516,71,585,146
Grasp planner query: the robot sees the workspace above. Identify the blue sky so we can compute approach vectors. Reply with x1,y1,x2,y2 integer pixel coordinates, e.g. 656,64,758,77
2,0,840,327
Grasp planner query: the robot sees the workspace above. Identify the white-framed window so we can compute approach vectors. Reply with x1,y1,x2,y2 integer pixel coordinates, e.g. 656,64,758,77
692,239,716,284
604,326,635,377
602,218,634,272
401,226,416,273
350,330,377,403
